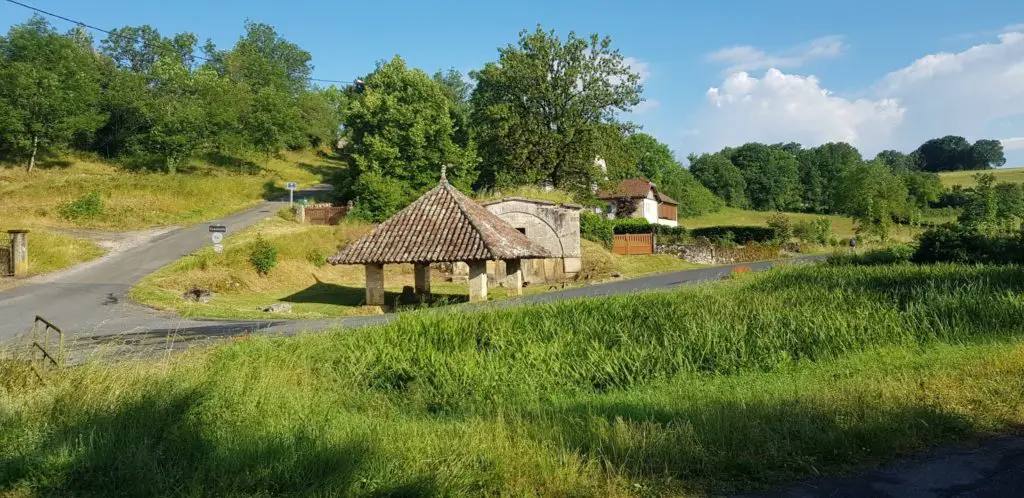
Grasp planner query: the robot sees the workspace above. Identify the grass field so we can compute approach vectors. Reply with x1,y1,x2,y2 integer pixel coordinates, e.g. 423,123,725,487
3,264,1024,495
130,216,700,320
679,207,928,242
0,230,104,289
939,167,1024,187
0,149,340,232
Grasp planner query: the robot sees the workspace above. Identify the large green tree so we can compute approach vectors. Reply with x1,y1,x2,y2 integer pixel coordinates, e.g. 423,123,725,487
730,143,801,211
471,26,642,192
834,160,909,240
0,16,103,171
969,139,1006,170
341,56,477,219
689,151,747,208
797,142,861,213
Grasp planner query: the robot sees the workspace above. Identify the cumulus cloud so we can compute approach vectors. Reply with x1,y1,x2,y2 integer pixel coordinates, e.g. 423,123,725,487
623,57,651,82
690,27,1024,159
706,35,846,74
631,98,660,114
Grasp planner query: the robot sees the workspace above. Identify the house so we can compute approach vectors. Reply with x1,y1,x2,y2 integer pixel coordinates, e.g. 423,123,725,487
597,178,679,227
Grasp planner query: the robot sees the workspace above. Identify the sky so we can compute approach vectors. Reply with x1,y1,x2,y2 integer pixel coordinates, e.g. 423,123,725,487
3,0,1024,165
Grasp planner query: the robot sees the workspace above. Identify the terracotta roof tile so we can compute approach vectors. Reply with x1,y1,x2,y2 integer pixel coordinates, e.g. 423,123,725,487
597,178,679,205
329,178,552,265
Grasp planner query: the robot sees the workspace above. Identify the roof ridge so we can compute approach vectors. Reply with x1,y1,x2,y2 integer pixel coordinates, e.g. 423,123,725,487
444,182,498,260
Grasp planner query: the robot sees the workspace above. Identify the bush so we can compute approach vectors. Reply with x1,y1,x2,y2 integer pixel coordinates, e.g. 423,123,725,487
580,211,614,247
59,191,104,220
766,214,792,242
827,244,915,266
348,171,413,223
690,226,776,245
306,249,328,268
610,218,651,234
793,217,833,245
913,223,1024,264
249,235,278,276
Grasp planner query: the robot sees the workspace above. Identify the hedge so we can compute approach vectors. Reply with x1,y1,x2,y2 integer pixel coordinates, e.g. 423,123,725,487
690,226,776,245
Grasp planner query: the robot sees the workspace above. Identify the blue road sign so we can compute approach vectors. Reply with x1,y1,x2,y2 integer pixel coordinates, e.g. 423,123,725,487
286,182,297,190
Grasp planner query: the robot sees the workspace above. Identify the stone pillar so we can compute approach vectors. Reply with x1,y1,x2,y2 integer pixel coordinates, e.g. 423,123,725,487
295,204,305,223
468,260,488,302
414,263,431,296
365,263,385,306
505,259,523,296
9,230,28,277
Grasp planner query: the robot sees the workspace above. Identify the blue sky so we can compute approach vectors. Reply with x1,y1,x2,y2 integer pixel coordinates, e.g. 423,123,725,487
3,0,1023,164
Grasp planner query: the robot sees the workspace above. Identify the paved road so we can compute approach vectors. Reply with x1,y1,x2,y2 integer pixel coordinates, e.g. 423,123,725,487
746,436,1024,498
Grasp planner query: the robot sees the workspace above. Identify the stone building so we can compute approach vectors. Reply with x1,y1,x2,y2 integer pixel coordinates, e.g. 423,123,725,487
598,178,679,227
328,170,551,304
481,198,581,283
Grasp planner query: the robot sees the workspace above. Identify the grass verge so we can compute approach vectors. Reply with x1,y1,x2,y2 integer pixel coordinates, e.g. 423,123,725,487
3,264,1024,495
0,229,104,289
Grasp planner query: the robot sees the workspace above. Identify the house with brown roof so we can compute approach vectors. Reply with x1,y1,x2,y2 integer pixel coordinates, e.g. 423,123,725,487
329,167,552,305
597,178,679,227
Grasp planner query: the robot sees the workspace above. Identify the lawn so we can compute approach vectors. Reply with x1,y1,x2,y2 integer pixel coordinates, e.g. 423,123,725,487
3,263,1024,496
0,149,341,232
939,167,1024,187
0,229,104,289
679,207,925,242
130,216,701,320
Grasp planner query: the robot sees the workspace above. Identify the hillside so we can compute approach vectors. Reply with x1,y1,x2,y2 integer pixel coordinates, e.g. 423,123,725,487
939,167,1024,187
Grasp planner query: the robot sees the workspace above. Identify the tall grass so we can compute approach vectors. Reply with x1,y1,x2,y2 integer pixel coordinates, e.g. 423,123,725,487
3,264,1024,495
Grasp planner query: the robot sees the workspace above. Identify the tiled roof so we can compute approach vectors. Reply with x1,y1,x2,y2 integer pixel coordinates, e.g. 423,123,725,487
329,177,553,265
597,178,679,205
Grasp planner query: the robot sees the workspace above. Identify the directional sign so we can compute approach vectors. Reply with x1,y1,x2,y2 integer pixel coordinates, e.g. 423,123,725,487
211,232,224,244
286,182,297,190
287,182,297,206
213,243,224,254
209,224,227,233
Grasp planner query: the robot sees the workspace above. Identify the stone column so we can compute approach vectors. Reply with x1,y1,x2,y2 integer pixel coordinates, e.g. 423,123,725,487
413,263,431,296
295,204,305,223
365,263,385,306
9,230,28,277
505,259,523,296
468,260,488,302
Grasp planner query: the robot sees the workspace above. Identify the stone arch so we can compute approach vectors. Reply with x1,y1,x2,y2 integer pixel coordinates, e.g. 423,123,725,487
496,209,567,258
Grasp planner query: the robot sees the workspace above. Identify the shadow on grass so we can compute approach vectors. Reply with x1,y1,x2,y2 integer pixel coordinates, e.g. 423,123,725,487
262,180,288,202
280,281,468,309
0,385,439,496
203,152,263,175
525,395,980,496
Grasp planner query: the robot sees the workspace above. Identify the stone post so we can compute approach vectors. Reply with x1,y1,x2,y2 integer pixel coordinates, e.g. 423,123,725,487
365,263,385,306
295,204,305,223
468,260,488,302
505,259,523,296
413,263,431,296
9,230,28,277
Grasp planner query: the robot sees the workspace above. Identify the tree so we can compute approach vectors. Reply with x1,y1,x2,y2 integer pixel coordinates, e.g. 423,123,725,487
900,170,944,210
913,135,972,172
689,152,747,208
612,133,723,217
969,139,1006,170
471,26,642,192
433,68,473,149
341,55,477,217
0,16,103,170
798,142,861,213
874,149,915,173
730,143,801,211
834,160,908,240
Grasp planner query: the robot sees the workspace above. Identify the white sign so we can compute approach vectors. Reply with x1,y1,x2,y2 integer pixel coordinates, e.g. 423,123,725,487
213,243,224,254
287,182,297,206
211,232,223,244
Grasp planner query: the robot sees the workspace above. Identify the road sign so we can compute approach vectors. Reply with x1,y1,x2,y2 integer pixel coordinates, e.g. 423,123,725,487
213,243,224,254
211,232,223,244
286,182,297,190
286,182,297,206
209,224,227,233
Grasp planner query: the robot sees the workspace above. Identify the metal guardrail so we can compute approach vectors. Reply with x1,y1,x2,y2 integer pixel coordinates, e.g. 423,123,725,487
30,315,64,380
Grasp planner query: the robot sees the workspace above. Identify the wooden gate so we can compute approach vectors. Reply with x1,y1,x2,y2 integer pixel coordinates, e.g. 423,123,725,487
0,232,11,277
305,206,349,225
612,233,653,255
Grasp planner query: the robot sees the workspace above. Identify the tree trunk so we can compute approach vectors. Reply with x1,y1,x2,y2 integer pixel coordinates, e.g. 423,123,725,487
27,135,39,172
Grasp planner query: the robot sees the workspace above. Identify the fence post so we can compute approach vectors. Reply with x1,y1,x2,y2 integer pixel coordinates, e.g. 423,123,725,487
8,230,28,277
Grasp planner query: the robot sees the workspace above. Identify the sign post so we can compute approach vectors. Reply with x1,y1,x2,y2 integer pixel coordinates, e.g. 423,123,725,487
286,182,297,206
209,224,226,254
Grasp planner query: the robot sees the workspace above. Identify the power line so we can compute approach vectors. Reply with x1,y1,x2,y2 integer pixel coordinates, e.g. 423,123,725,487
2,0,355,85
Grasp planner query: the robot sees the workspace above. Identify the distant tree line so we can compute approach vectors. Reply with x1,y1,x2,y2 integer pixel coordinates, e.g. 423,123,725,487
0,15,343,172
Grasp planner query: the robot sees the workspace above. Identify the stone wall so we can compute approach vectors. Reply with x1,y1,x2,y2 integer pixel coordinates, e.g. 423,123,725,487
483,198,582,283
657,239,783,265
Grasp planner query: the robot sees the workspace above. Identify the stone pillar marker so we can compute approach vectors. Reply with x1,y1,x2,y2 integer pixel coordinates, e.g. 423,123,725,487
9,230,28,277
364,263,385,306
505,259,523,296
468,260,488,302
413,263,431,296
295,204,305,223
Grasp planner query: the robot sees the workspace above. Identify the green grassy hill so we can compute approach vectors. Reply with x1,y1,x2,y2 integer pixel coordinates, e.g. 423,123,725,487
4,264,1024,495
939,167,1024,187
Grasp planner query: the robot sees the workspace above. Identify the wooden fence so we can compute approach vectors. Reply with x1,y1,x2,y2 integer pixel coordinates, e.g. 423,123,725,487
612,233,654,255
305,206,350,225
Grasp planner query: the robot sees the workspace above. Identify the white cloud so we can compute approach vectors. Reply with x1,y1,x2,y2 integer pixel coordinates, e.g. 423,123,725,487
706,35,846,74
631,98,660,114
623,56,651,82
1002,137,1024,150
690,27,1024,158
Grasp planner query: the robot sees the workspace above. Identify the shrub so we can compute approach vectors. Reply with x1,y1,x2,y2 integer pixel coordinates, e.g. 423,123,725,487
793,217,833,245
827,244,915,266
580,211,614,247
913,223,1024,264
766,214,792,242
610,218,651,234
249,235,278,276
348,171,413,223
690,226,776,245
306,249,328,268
59,191,104,220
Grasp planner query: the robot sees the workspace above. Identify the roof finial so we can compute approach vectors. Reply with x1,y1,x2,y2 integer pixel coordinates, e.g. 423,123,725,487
440,164,448,184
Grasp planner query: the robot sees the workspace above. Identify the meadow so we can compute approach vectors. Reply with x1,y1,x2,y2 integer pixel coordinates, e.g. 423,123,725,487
3,263,1024,496
938,167,1024,187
